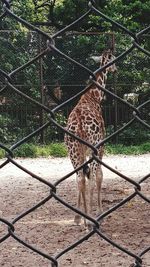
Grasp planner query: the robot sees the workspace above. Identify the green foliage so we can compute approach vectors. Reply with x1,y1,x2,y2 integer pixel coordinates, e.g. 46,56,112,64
0,0,149,151
140,142,150,153
1,1,149,100
14,142,68,158
55,0,150,31
44,32,149,103
2,0,148,33
0,30,41,102
0,114,10,143
0,114,22,143
44,112,67,142
36,143,68,157
55,0,88,28
0,149,5,159
0,105,42,144
36,145,52,157
105,142,150,155
49,143,67,157
117,123,150,145
104,0,150,31
0,142,149,159
105,120,150,146
0,143,67,159
14,143,37,158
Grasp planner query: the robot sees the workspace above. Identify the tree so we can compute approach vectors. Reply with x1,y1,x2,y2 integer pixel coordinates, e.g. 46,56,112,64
31,0,150,31
0,0,149,144
104,0,150,31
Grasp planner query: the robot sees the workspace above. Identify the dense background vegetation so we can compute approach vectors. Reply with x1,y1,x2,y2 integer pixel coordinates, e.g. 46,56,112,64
0,0,150,148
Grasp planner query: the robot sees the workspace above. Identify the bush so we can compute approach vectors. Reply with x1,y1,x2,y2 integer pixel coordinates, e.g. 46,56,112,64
0,115,13,143
114,123,150,145
49,143,67,157
105,142,150,155
36,145,51,157
0,142,149,159
0,149,5,159
44,113,67,143
140,142,150,153
36,143,68,157
0,143,67,158
15,143,37,158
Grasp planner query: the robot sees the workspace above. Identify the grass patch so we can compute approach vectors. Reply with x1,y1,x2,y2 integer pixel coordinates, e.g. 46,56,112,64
0,142,149,159
0,149,5,159
49,143,68,157
0,143,67,159
36,143,67,157
105,142,150,155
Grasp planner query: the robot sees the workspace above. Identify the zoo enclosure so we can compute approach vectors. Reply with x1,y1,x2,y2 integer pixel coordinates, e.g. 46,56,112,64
0,1,150,267
0,30,150,144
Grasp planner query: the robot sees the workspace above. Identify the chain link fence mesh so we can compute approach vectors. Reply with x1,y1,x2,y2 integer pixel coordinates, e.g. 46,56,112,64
0,29,149,144
0,1,150,266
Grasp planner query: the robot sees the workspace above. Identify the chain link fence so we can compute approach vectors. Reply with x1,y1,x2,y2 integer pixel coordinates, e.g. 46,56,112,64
0,0,150,266
0,29,149,144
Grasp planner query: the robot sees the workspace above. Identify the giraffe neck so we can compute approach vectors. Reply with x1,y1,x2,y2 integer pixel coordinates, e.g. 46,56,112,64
96,69,108,89
85,68,108,105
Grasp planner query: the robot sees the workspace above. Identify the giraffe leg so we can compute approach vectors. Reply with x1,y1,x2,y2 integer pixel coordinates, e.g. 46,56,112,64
96,164,103,213
74,189,82,225
88,161,98,215
81,182,88,227
86,161,103,230
88,174,95,216
66,141,88,226
74,173,87,225
85,162,96,229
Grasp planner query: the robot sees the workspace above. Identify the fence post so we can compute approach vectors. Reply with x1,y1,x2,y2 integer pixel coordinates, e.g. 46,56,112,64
112,32,118,143
39,34,45,143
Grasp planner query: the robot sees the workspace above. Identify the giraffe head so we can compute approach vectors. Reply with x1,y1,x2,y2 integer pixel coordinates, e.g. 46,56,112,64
91,49,117,73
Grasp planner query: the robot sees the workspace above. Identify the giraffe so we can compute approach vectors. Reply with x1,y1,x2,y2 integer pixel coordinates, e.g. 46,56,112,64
64,50,117,227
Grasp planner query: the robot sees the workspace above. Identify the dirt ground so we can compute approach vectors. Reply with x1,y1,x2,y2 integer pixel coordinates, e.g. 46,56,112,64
0,154,150,267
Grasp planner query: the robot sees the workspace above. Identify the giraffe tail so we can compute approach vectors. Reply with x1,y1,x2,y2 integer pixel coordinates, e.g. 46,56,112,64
83,164,90,179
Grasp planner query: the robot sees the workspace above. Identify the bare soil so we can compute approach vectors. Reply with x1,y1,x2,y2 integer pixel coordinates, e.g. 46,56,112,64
0,155,150,267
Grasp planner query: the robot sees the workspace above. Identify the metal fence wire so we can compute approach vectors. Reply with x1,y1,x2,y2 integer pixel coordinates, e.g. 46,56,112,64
0,0,150,266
